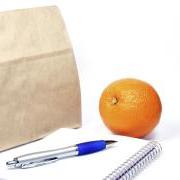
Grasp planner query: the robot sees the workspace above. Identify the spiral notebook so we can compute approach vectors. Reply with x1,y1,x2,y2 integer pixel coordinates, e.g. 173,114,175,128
0,128,161,180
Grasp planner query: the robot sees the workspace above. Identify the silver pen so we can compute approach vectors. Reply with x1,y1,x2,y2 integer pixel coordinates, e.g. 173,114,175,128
6,140,117,169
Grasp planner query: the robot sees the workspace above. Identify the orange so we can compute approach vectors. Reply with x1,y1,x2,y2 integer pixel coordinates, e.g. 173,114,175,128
99,78,162,138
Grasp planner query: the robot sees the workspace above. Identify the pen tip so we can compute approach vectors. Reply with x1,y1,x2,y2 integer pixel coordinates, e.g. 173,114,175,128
105,140,117,145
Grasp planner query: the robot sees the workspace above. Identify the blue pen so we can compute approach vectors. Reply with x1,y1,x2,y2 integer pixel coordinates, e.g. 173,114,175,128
6,140,117,169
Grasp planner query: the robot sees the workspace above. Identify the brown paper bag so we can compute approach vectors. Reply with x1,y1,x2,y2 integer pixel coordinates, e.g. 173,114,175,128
0,6,81,151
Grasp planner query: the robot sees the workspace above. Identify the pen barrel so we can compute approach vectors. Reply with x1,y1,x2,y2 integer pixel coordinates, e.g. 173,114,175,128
7,140,110,169
14,146,78,168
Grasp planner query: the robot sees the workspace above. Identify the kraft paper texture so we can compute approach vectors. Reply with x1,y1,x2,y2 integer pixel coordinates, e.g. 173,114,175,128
0,6,81,151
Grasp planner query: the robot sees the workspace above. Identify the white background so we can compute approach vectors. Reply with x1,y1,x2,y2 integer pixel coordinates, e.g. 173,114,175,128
1,0,180,179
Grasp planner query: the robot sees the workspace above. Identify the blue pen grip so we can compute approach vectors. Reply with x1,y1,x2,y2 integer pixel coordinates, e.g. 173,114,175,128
77,140,106,155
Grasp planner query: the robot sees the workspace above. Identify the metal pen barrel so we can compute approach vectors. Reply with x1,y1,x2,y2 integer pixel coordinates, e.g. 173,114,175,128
7,145,78,169
6,140,117,169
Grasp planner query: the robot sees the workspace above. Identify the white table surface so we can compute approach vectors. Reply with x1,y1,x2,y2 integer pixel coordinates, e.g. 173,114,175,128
1,0,180,179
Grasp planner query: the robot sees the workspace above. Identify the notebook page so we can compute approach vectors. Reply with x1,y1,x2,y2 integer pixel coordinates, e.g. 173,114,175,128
0,128,147,180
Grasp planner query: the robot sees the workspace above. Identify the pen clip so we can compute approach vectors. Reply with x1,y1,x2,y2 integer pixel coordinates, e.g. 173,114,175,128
7,156,59,169
20,156,59,169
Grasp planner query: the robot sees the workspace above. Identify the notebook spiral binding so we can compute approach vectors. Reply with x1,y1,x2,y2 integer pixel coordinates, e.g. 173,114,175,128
103,141,162,180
